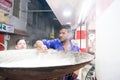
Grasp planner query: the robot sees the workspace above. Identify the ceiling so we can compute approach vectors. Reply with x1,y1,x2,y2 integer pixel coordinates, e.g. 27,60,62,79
38,0,95,29
46,0,84,27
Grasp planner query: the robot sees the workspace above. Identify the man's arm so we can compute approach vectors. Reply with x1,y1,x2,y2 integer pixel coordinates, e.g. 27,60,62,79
34,40,48,51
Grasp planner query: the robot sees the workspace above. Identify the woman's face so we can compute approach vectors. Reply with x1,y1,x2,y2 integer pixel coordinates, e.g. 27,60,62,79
15,39,27,50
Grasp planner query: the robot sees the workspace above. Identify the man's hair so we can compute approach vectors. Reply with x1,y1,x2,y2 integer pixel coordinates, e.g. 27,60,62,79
15,38,27,45
60,25,74,39
60,25,72,33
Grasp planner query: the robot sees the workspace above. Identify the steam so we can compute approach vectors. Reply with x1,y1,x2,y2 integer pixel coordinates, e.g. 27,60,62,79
0,49,75,67
0,49,94,68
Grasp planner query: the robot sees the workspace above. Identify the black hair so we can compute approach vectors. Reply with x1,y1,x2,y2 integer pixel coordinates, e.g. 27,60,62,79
60,25,72,33
15,38,27,45
60,25,74,39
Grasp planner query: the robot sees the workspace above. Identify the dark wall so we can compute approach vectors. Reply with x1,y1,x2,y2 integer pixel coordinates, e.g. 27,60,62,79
27,0,61,45
8,0,61,49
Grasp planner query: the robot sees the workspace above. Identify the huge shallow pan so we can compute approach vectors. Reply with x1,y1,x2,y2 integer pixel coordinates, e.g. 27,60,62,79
0,49,94,80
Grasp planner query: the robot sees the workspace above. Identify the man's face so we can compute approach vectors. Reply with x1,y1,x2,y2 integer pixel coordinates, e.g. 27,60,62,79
15,40,27,50
59,28,69,42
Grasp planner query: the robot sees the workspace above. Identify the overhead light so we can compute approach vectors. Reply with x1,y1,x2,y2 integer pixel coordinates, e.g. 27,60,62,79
63,9,72,17
66,22,71,25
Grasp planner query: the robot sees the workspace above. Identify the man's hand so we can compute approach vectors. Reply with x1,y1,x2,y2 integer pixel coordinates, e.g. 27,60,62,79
34,40,48,52
72,69,79,78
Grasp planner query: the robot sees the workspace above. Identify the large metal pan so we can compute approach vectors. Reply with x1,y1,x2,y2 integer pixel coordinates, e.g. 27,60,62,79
0,49,94,80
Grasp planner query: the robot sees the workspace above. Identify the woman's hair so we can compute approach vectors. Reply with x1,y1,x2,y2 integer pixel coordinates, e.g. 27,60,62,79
15,38,27,45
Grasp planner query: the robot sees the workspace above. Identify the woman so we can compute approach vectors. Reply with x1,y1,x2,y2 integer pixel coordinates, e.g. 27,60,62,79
15,38,27,50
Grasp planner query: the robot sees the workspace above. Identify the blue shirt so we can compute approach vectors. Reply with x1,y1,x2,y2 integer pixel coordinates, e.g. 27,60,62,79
42,39,80,52
42,39,80,80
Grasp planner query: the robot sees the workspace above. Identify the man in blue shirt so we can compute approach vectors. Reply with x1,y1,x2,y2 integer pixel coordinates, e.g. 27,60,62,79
35,25,80,52
35,25,80,80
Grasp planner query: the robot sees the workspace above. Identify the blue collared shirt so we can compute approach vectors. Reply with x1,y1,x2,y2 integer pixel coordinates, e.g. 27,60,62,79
42,39,80,52
42,39,80,80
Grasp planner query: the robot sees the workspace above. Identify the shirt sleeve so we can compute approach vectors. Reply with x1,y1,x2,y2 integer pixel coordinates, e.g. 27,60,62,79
42,39,59,49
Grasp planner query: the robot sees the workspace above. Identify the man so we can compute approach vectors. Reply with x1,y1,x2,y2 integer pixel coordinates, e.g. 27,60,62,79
35,25,80,80
35,25,79,52
15,38,27,50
